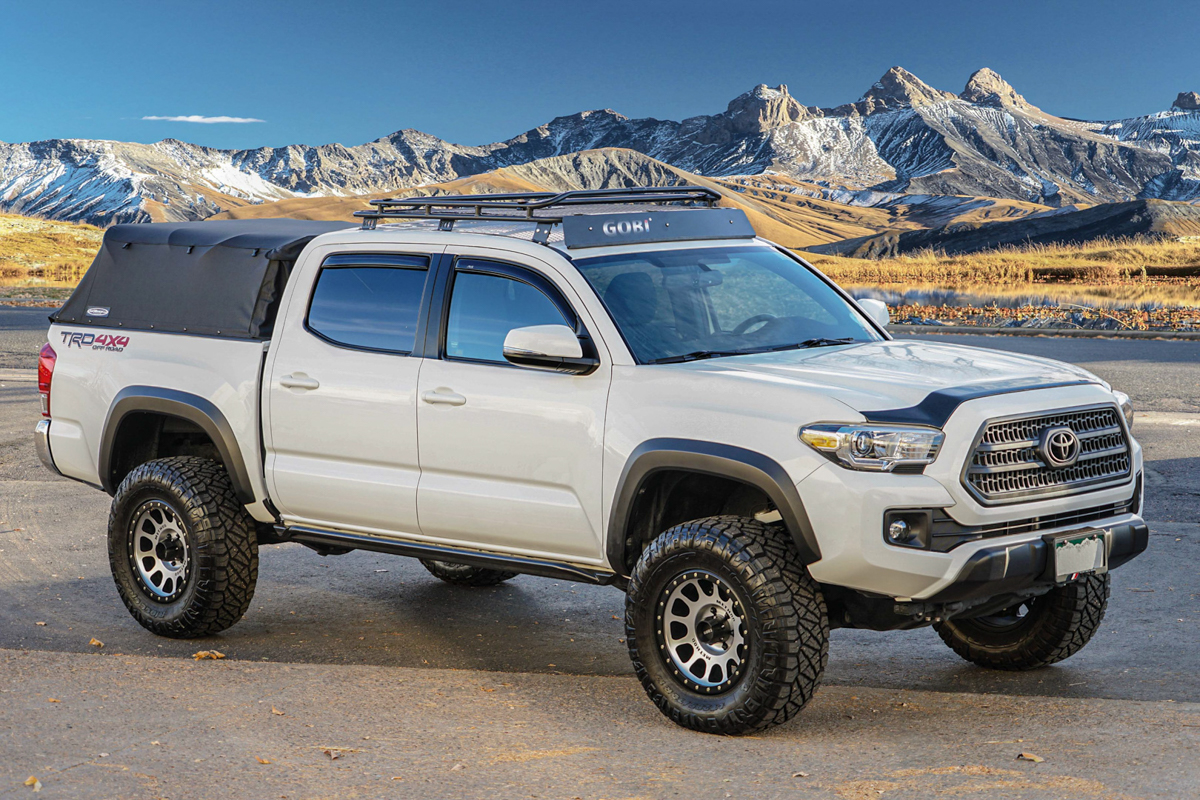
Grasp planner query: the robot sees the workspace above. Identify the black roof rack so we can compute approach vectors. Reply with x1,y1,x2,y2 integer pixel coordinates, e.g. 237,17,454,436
354,186,721,234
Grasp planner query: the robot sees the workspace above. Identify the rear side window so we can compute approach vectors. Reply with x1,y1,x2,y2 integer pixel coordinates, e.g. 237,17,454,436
445,267,568,363
307,254,429,353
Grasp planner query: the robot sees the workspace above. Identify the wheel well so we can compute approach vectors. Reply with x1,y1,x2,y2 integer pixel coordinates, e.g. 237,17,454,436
107,412,222,491
618,470,777,573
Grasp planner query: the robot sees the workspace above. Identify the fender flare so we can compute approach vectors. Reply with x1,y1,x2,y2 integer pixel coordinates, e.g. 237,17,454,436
98,386,256,503
606,438,822,575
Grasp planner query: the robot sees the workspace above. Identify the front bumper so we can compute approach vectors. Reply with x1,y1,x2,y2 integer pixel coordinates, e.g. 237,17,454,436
800,459,1144,599
925,518,1148,604
35,419,62,477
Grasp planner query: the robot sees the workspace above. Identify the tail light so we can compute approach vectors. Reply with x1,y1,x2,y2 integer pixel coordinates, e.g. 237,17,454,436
38,342,56,417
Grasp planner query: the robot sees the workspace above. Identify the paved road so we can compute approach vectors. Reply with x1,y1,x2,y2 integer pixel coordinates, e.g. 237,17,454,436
0,306,52,370
2,306,1199,798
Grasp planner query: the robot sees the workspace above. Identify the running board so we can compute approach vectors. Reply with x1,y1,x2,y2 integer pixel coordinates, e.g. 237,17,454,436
278,525,618,586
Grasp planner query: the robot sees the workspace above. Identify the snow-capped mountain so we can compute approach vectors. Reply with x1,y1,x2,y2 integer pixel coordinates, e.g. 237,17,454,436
2,67,1198,226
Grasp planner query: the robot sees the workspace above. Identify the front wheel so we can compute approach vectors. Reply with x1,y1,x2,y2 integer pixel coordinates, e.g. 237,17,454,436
108,456,258,638
625,516,829,734
933,573,1110,670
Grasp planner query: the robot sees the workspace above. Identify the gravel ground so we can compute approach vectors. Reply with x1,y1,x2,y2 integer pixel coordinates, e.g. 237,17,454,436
2,309,1198,798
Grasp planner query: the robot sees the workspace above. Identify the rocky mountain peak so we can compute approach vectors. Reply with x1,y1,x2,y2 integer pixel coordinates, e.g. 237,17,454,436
723,84,815,134
960,68,1037,112
838,67,957,115
1173,91,1200,111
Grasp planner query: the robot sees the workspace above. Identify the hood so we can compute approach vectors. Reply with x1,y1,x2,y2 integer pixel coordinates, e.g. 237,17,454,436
674,339,1103,420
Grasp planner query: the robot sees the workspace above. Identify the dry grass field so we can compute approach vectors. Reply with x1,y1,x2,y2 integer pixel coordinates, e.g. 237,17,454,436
2,203,1199,329
809,236,1200,307
0,214,105,303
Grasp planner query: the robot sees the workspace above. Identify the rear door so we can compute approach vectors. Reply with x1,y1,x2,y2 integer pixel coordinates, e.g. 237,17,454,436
414,250,612,563
263,245,442,535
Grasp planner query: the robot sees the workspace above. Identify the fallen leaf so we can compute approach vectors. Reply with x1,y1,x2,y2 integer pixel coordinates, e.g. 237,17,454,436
792,771,810,778
318,746,361,759
480,687,496,693
255,757,271,764
450,763,465,771
89,638,104,648
1017,752,1045,763
24,776,41,792
47,698,60,703
271,706,285,716
193,650,226,660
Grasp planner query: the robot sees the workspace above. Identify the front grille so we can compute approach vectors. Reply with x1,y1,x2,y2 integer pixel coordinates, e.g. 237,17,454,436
964,405,1132,504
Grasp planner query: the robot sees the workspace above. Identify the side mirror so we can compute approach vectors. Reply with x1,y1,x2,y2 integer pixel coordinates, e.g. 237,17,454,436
857,298,890,328
503,324,599,375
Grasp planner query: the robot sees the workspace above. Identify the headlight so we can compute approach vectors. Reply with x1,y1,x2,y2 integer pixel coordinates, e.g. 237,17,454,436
1113,390,1134,431
799,423,945,472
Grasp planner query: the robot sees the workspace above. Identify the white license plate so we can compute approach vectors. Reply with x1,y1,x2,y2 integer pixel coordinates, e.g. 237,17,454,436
1053,531,1107,582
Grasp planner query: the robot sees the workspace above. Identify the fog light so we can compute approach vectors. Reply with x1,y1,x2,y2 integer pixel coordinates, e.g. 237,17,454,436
888,519,913,542
883,510,932,549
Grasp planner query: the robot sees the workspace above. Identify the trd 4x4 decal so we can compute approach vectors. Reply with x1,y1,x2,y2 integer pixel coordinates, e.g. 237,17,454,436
61,331,129,352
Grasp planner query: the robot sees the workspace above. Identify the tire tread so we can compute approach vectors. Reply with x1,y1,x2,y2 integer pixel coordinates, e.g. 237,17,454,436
625,515,828,734
934,573,1110,671
108,456,258,639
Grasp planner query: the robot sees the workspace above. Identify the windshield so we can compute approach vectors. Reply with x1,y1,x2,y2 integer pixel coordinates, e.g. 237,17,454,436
573,245,882,363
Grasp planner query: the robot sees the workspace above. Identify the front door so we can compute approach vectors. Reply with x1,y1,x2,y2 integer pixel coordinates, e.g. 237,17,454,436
415,254,611,563
264,247,440,535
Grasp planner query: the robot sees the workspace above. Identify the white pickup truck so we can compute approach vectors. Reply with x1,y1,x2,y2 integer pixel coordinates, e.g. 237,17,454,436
35,187,1147,734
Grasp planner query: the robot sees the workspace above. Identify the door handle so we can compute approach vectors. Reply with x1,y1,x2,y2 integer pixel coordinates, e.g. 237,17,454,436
279,373,320,390
421,388,466,406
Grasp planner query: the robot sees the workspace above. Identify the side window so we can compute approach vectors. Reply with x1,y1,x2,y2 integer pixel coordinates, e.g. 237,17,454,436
444,263,569,363
307,254,429,353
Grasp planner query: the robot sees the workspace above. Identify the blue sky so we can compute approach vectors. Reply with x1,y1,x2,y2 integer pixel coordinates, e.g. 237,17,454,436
1,0,1197,150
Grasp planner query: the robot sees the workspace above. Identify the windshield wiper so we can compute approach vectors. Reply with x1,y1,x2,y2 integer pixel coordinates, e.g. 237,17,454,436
649,338,858,364
777,337,857,351
648,350,750,364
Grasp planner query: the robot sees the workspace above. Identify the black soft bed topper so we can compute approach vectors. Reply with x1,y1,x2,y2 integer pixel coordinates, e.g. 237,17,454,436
53,219,354,340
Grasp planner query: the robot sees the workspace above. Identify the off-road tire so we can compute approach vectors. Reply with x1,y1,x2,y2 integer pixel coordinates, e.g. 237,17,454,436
108,456,258,638
933,573,1110,671
420,559,518,587
625,515,829,734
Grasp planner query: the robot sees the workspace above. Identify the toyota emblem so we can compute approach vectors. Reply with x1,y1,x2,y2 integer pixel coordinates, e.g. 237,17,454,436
1039,426,1081,468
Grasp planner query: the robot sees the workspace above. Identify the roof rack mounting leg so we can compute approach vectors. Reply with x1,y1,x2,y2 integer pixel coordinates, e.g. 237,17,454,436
532,221,555,245
439,219,455,232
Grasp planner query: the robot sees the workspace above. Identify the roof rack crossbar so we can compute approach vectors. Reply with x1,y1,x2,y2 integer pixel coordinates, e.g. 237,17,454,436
353,186,722,230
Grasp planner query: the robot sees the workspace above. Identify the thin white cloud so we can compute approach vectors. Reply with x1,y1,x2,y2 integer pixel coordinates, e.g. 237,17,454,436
142,115,265,124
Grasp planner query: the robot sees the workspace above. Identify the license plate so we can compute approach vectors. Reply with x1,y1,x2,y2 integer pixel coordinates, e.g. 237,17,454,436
1053,530,1107,582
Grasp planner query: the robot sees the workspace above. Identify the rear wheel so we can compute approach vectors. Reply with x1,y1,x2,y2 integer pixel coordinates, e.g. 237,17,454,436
420,559,517,587
934,573,1110,670
108,456,258,638
625,516,828,734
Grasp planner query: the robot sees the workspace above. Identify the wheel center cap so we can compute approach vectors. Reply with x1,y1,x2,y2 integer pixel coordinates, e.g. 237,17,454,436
158,534,185,568
696,609,733,647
